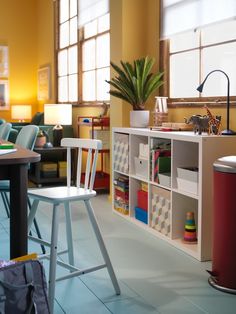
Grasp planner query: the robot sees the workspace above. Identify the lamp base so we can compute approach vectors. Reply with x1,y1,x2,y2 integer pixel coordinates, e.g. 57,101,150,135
53,125,63,147
221,129,236,135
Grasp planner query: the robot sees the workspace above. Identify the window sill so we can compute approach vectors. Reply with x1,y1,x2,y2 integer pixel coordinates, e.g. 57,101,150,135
168,101,236,108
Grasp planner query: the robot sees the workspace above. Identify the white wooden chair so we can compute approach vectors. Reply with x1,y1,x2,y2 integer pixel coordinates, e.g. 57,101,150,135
27,138,120,313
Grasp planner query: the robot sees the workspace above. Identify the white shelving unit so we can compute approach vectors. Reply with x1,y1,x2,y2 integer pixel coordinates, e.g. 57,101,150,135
112,128,236,261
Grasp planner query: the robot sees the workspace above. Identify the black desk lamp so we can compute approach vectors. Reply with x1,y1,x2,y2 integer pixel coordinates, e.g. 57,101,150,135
196,69,235,135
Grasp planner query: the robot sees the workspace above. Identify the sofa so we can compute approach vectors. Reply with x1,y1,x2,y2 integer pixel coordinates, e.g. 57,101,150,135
8,112,74,144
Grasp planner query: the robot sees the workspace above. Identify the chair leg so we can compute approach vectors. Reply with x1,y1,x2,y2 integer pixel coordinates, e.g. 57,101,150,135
48,204,60,314
84,199,120,295
64,202,74,267
27,199,40,232
1,192,10,218
27,197,46,254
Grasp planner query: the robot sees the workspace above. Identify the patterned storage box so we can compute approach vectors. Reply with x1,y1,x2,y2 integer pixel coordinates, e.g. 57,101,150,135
151,186,171,237
113,133,129,174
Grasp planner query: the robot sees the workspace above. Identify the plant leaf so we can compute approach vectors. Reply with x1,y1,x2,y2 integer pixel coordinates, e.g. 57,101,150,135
106,57,165,109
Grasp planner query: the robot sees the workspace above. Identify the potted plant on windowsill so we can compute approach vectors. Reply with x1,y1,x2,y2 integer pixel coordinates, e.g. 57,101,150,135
106,56,164,127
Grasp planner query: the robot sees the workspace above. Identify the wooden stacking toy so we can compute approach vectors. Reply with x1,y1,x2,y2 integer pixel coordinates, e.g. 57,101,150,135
183,211,197,244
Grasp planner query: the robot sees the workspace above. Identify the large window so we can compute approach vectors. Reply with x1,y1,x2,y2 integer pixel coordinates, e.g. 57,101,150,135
160,0,236,105
56,0,110,105
57,0,78,103
80,13,110,102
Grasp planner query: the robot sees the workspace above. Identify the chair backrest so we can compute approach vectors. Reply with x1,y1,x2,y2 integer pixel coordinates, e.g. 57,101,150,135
0,122,12,140
61,138,102,190
15,125,39,150
0,119,6,125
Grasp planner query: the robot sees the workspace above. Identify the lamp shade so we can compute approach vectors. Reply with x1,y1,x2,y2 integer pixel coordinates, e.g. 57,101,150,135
11,105,32,121
44,104,72,125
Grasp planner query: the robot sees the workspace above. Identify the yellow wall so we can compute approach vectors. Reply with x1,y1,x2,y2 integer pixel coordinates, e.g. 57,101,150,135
0,0,38,121
0,0,55,122
110,0,160,128
37,0,56,110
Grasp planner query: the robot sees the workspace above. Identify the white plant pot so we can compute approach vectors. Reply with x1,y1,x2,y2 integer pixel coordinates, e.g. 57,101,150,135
130,110,150,128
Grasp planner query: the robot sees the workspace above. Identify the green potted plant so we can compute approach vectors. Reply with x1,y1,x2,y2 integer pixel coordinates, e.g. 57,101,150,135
106,56,164,127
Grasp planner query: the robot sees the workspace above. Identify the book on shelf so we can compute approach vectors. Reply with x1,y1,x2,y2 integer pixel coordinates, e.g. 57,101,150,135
150,148,171,183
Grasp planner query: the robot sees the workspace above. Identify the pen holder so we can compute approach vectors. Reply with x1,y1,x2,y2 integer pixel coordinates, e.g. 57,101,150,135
153,112,168,126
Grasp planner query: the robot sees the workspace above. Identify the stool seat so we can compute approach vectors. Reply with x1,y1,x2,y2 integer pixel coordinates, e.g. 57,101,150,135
28,186,96,202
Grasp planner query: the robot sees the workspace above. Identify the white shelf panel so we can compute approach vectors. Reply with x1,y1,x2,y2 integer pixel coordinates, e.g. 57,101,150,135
113,170,129,177
172,238,199,258
129,173,149,182
150,181,171,191
172,188,199,200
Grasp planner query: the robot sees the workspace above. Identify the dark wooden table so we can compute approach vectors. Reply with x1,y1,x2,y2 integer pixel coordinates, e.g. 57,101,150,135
0,143,40,259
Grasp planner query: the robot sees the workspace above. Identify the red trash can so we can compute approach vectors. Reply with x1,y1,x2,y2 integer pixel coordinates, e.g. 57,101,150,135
210,156,236,294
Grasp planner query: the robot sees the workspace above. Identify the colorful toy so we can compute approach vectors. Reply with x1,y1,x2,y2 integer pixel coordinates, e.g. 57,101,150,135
183,211,197,243
204,105,221,135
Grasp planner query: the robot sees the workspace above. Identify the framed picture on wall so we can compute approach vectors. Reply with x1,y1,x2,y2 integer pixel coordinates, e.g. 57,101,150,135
0,80,9,110
37,66,51,101
0,46,9,77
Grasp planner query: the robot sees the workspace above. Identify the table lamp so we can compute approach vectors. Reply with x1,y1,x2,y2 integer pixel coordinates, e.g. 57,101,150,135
196,69,235,135
11,105,32,122
44,104,72,147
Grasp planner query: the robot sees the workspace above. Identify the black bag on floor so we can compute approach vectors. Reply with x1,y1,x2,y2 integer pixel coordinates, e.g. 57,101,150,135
0,259,50,313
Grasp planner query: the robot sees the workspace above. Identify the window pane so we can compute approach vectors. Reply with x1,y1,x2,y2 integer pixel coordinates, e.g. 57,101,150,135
60,22,69,48
98,13,110,33
70,0,77,18
170,50,199,98
69,74,78,101
58,76,68,102
70,17,78,45
170,30,199,53
96,33,110,68
68,46,77,74
96,67,110,101
82,39,95,71
83,71,95,101
78,0,109,28
58,49,68,76
60,0,69,23
84,20,97,39
201,20,236,46
202,42,236,97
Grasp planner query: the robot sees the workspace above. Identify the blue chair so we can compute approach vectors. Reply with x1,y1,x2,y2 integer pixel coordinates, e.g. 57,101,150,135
0,122,12,140
0,125,45,252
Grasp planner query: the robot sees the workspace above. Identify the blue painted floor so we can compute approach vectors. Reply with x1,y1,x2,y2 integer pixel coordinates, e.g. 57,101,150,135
0,194,236,313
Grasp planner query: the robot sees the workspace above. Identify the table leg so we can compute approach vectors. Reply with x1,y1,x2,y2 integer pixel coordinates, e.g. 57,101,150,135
9,164,28,259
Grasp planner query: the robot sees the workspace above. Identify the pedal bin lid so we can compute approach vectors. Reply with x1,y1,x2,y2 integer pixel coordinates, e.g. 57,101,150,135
213,156,236,173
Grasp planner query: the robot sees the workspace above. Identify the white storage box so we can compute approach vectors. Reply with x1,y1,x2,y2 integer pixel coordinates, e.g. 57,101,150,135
177,167,198,182
134,157,148,179
177,166,198,195
177,177,198,195
158,172,171,188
